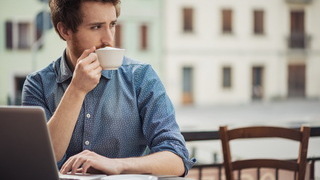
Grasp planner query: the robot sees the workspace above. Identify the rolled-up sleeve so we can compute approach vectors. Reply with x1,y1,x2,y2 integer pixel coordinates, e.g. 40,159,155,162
134,65,196,175
22,73,51,120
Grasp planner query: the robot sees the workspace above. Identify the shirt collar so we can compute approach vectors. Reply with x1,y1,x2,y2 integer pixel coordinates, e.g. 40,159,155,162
55,50,113,83
56,50,72,83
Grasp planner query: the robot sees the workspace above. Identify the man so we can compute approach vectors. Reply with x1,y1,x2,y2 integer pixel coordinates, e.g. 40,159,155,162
22,0,195,176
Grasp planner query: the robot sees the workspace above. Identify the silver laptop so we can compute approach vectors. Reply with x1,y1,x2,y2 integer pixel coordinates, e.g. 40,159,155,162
0,106,106,180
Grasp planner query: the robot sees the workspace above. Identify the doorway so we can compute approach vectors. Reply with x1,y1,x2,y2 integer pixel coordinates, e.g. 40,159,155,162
182,67,194,104
252,66,264,100
288,64,305,97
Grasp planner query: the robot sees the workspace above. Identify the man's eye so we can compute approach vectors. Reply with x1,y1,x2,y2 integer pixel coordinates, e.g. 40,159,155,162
110,22,117,27
91,25,101,30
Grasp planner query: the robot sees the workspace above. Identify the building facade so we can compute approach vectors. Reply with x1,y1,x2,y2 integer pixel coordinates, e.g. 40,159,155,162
163,0,320,106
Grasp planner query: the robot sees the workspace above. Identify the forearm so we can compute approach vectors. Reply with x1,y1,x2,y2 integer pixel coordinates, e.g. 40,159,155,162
117,151,185,176
48,84,86,161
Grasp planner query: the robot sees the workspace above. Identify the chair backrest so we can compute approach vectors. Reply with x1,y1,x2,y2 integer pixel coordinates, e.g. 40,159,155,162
219,126,310,180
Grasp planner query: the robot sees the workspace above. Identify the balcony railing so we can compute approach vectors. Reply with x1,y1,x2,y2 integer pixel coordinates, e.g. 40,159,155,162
182,126,320,180
286,0,312,4
288,33,311,49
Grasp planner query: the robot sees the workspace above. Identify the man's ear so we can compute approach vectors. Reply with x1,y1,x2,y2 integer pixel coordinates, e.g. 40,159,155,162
57,22,71,40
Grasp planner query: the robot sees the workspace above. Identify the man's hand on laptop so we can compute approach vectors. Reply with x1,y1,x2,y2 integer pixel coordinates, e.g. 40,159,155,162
60,150,122,175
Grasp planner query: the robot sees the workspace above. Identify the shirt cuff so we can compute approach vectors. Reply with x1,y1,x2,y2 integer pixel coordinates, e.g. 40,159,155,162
150,140,197,176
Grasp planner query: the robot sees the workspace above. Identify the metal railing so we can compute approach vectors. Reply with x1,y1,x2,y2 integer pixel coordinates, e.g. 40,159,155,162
288,33,311,49
182,127,320,180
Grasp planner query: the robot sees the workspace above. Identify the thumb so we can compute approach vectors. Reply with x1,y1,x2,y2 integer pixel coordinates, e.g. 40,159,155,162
77,46,96,63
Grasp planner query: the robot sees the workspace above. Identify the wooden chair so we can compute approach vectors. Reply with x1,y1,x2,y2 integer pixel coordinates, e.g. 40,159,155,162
219,126,310,180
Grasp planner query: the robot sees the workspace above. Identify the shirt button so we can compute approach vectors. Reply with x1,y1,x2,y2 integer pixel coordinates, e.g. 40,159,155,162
85,141,90,146
86,113,91,118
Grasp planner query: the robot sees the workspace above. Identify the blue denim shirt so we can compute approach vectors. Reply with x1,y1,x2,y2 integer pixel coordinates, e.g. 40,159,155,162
22,52,195,174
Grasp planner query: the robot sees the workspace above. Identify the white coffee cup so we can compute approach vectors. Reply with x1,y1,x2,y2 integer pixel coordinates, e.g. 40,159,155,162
95,47,125,70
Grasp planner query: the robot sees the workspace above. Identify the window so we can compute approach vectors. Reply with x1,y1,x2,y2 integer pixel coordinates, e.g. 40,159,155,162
5,20,35,50
14,75,26,105
140,24,148,50
252,66,264,99
182,67,194,104
253,10,264,34
222,9,233,34
115,24,122,48
6,21,13,49
183,7,193,32
222,67,232,88
290,11,305,48
18,23,32,49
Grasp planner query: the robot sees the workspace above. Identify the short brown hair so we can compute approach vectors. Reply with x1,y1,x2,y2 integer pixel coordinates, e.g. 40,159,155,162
49,0,121,40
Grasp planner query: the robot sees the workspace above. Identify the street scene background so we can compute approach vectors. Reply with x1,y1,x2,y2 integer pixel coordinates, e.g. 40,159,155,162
1,0,320,179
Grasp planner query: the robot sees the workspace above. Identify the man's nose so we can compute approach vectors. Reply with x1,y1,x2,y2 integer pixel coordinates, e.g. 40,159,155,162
101,28,114,46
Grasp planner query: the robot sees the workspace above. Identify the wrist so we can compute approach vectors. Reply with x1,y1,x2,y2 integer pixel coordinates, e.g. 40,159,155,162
67,83,87,98
114,158,128,174
114,157,152,175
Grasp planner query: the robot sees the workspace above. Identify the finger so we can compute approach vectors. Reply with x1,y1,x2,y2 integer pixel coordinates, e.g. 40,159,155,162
77,46,96,63
94,66,103,74
71,157,86,174
60,157,75,174
89,67,102,80
86,55,100,69
75,53,98,72
88,67,102,79
81,53,98,66
60,157,72,173
76,168,83,173
81,160,92,174
88,53,98,64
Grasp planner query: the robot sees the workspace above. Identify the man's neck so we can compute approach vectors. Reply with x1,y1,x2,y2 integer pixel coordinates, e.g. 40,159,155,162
65,48,76,72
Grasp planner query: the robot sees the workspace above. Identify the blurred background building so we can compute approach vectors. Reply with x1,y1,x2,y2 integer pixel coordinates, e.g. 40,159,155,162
0,0,64,105
164,0,320,106
0,0,320,106
1,0,320,178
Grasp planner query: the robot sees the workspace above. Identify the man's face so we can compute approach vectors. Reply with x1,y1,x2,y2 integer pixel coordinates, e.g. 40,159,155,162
68,1,117,60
